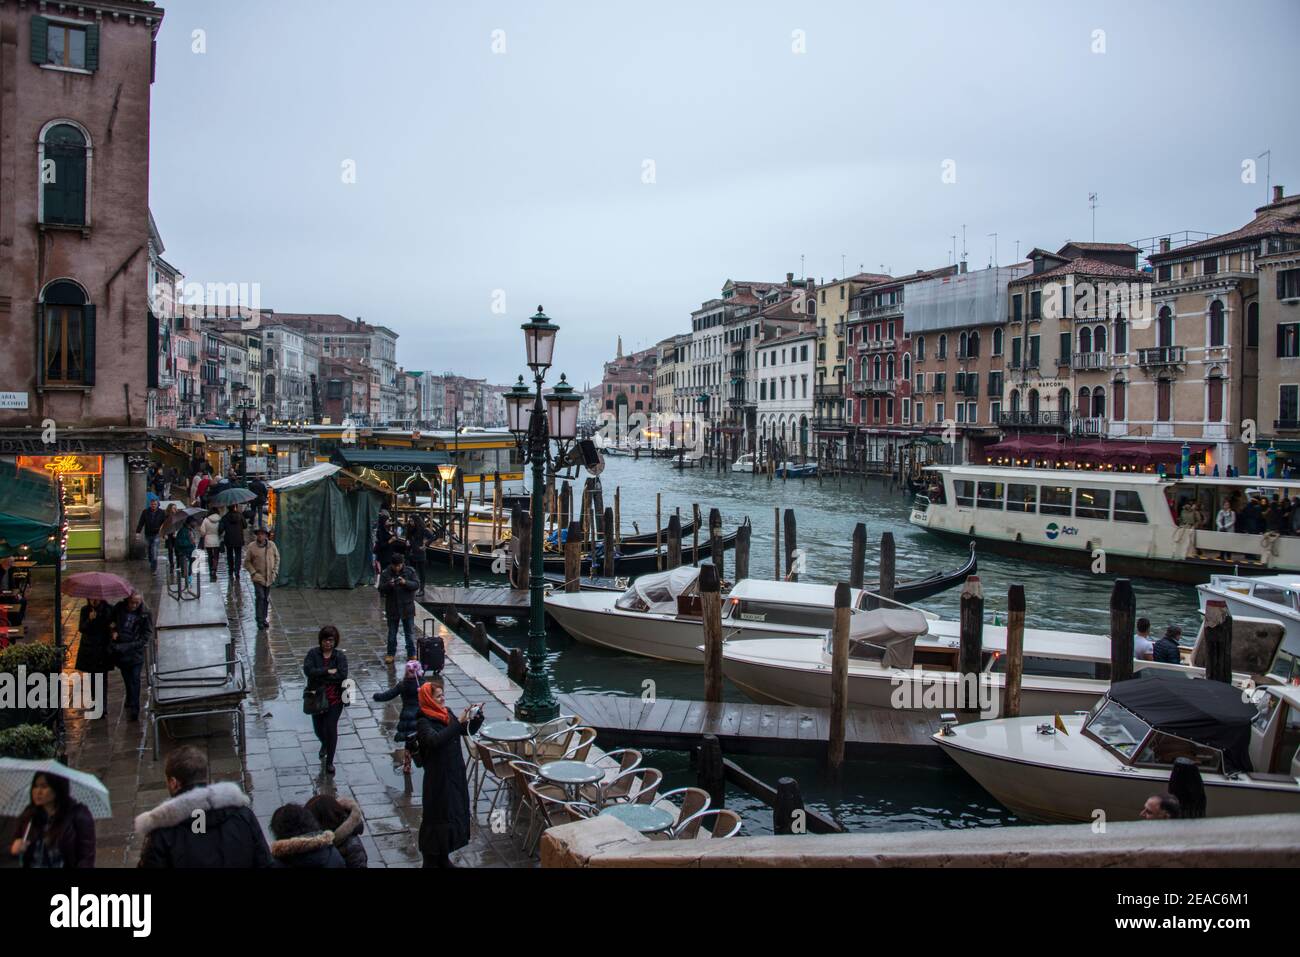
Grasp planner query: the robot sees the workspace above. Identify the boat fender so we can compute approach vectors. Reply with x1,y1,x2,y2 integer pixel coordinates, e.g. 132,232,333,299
1014,532,1022,543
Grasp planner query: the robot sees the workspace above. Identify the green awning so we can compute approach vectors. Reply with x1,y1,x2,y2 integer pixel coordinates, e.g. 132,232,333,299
332,448,450,474
1262,440,1300,454
0,460,61,562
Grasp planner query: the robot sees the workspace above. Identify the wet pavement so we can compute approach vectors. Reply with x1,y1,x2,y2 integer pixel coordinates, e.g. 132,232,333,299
17,553,536,868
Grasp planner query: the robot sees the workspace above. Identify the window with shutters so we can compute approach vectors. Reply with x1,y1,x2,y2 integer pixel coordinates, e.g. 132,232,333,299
992,327,1003,356
1012,294,1023,323
1157,379,1172,422
39,280,94,387
1278,323,1300,358
1208,301,1225,347
40,122,91,226
1278,269,1300,301
1113,380,1126,420
1030,290,1042,320
31,17,99,72
1208,377,1224,422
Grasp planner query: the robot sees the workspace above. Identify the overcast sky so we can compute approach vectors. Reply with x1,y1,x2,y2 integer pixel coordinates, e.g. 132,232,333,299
149,0,1299,388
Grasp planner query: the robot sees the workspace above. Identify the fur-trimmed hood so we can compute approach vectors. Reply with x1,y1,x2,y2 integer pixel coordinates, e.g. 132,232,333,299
270,830,335,859
331,797,364,844
134,782,251,837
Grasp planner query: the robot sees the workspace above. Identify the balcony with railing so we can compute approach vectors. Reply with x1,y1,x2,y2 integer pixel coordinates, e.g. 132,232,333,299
852,378,897,396
813,383,843,398
1072,352,1112,371
848,298,904,322
1072,416,1108,436
1138,346,1186,368
998,411,1070,429
858,337,897,353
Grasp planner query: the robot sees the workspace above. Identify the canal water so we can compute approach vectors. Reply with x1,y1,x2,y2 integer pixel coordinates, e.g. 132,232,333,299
424,456,1202,834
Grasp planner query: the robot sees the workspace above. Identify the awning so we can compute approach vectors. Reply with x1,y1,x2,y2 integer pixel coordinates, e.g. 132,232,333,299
0,460,61,562
985,436,1213,466
332,448,450,474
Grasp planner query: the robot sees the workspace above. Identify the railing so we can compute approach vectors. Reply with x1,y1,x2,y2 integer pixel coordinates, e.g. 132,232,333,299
859,338,896,352
813,383,843,397
1007,359,1040,371
1072,352,1112,370
852,379,897,395
1072,416,1107,436
1138,346,1186,367
849,300,904,320
1275,419,1300,431
998,411,1070,428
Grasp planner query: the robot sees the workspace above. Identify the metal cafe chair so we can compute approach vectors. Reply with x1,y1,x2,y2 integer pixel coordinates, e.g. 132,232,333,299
655,787,711,838
528,783,599,849
583,765,662,807
671,808,743,840
471,741,519,826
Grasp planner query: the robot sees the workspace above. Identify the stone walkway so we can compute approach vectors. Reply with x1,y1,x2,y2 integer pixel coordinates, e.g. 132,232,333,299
20,553,535,868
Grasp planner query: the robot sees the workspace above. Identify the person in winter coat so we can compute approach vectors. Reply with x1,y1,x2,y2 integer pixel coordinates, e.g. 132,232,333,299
373,512,395,568
303,625,349,774
305,794,368,868
374,658,423,774
243,526,280,629
200,509,223,582
135,746,270,868
110,592,152,721
247,477,268,529
1152,624,1184,665
415,677,483,868
406,515,430,594
74,598,114,713
174,517,199,587
135,498,168,572
377,553,421,663
219,506,247,581
193,471,212,508
268,804,346,868
9,772,96,868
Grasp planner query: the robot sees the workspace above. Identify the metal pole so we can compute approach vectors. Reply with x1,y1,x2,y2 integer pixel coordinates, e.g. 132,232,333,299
516,374,559,722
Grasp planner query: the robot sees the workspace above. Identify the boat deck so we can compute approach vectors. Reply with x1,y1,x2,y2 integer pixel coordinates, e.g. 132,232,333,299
421,587,530,618
557,693,941,759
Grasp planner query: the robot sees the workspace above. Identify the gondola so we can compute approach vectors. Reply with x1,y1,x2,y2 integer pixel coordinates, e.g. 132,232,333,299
885,542,977,605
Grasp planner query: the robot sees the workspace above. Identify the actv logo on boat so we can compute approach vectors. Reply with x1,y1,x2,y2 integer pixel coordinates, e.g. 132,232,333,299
889,670,1000,718
1044,523,1078,541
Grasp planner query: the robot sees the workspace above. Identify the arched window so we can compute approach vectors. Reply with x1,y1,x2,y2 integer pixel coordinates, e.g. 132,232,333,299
886,354,895,380
938,334,948,359
872,356,882,379
39,279,93,386
1078,327,1092,353
1157,306,1173,347
969,331,980,357
959,332,968,357
915,335,926,361
1247,302,1259,347
1113,380,1126,420
1091,387,1106,419
40,121,91,226
992,328,1003,356
1073,387,1086,415
1094,325,1107,353
1028,389,1040,416
1114,318,1127,354
264,374,276,397
1208,300,1225,347
1010,389,1021,414
902,353,911,379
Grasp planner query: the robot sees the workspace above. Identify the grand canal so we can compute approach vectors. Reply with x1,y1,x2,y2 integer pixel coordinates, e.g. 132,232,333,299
425,456,1202,833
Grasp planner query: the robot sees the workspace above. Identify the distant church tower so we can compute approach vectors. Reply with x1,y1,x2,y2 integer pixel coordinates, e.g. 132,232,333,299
616,336,623,359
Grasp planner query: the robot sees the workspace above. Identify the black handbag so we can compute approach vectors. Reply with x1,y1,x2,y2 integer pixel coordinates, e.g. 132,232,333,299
302,685,329,716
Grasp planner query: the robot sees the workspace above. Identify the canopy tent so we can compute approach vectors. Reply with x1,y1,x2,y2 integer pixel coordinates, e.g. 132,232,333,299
268,464,386,588
1107,671,1257,774
0,460,61,563
614,566,700,614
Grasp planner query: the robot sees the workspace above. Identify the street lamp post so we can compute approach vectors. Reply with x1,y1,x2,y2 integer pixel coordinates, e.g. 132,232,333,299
505,307,581,723
234,384,256,482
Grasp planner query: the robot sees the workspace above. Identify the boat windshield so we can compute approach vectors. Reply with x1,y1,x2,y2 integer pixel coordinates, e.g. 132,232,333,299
1083,700,1152,759
1132,731,1225,773
614,566,700,614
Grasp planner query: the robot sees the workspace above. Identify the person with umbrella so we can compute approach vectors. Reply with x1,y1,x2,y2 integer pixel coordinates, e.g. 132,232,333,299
162,503,180,573
8,770,97,868
110,591,152,721
219,504,248,582
174,516,199,588
74,597,114,710
200,508,223,582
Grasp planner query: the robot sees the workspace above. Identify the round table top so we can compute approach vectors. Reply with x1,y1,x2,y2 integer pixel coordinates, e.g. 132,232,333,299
539,760,605,786
599,802,676,834
478,720,536,743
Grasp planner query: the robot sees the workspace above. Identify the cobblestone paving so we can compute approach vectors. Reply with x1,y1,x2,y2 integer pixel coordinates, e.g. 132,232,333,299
21,553,536,868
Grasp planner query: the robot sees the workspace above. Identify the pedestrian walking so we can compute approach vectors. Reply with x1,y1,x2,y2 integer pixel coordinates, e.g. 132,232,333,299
378,552,420,663
414,677,483,868
8,772,96,868
163,503,180,574
193,469,212,508
406,514,429,594
304,794,368,868
373,659,423,775
303,625,348,775
134,746,270,867
219,505,247,581
175,516,199,588
268,804,346,868
243,526,280,629
247,475,268,529
200,509,223,582
135,498,167,572
109,591,151,722
73,598,114,712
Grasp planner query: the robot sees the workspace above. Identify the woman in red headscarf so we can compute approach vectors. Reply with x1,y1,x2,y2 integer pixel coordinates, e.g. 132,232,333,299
414,677,484,867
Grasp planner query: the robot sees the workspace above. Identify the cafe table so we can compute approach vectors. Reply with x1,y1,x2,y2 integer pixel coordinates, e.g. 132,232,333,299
477,720,537,757
599,802,676,835
539,760,605,803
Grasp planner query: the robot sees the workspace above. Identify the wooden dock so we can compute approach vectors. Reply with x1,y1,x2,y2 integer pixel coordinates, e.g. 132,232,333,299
421,586,530,618
557,693,942,760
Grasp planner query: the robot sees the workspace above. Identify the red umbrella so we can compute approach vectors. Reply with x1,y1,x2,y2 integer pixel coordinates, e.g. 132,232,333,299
63,572,135,603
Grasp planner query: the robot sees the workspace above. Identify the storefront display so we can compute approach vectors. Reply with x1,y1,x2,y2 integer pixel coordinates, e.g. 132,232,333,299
17,454,104,557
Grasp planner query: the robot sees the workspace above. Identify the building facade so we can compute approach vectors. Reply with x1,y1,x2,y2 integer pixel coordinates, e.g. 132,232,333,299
755,328,815,458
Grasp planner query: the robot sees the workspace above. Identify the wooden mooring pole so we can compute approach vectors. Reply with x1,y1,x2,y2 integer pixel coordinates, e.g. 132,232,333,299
773,507,781,581
563,521,581,593
692,503,701,566
959,575,984,716
783,508,797,581
1109,578,1135,684
1003,584,1026,719
655,492,662,572
667,513,682,570
734,521,751,581
827,582,850,781
708,507,723,579
697,733,725,808
774,778,805,835
849,522,866,590
878,531,896,605
602,506,615,577
701,562,723,703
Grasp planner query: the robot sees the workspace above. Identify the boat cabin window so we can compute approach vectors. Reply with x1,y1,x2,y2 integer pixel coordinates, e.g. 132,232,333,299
1250,585,1298,610
1133,731,1224,774
1075,487,1111,520
1006,483,1037,513
731,599,834,629
953,480,975,508
615,588,651,613
976,481,1005,510
1112,489,1148,524
1083,700,1151,758
1040,485,1073,516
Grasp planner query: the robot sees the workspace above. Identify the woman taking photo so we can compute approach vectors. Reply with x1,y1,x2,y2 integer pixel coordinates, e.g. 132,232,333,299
414,677,483,868
8,772,96,868
303,625,348,775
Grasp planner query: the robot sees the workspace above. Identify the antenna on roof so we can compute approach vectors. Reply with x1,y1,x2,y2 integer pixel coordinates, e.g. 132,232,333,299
961,224,968,263
800,254,805,280
1258,149,1272,203
1088,193,1099,242
988,232,998,269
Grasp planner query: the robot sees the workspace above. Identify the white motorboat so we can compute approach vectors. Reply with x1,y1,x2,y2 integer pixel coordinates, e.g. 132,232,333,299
719,613,1278,718
934,675,1300,823
730,453,762,473
1197,574,1300,676
910,465,1300,583
544,569,876,664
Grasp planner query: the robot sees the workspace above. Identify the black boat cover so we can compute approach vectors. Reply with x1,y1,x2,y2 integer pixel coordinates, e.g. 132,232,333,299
1108,671,1256,773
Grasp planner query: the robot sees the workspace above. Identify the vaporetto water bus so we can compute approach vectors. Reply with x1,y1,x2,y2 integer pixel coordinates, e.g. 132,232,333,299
909,465,1300,584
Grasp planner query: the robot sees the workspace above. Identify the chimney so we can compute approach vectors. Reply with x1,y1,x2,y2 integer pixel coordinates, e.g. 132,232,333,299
959,260,967,274
1274,185,1285,204
786,272,794,284
1159,237,1171,254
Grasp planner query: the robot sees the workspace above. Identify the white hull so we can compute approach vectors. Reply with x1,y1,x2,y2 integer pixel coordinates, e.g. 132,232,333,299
1197,584,1300,660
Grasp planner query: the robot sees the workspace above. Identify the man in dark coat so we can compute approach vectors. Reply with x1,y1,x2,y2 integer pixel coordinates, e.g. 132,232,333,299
74,599,114,715
135,499,168,572
415,678,483,868
247,476,268,529
134,746,270,868
110,592,152,721
1152,625,1183,664
218,506,247,580
377,553,420,662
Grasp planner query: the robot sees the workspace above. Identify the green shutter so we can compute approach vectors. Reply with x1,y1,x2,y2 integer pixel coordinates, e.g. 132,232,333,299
83,304,96,386
85,23,100,71
35,304,47,388
30,16,48,64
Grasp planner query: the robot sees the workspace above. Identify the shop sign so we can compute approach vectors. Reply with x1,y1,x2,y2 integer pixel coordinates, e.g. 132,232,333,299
17,454,104,476
0,392,29,409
